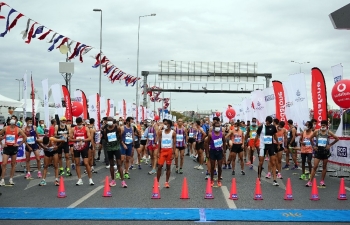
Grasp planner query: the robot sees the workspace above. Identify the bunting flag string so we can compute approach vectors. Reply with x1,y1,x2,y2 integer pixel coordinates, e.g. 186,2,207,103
0,2,139,87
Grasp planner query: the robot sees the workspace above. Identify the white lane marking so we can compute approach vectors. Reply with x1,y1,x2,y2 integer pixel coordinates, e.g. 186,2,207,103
67,185,104,208
345,186,350,192
221,186,237,209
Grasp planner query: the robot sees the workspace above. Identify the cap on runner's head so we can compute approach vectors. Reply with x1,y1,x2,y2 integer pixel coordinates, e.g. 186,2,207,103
60,116,67,121
85,119,90,125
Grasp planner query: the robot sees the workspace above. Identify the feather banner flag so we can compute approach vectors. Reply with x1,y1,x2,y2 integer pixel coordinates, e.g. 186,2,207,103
62,85,72,121
0,8,16,37
311,67,328,129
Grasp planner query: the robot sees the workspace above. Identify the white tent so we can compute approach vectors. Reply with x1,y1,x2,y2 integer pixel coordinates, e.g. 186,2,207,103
0,94,23,108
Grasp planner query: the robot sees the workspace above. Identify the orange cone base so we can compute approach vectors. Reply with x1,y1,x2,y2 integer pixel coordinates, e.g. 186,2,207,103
103,191,112,197
254,194,263,200
205,193,214,199
230,194,238,200
338,194,347,200
284,194,294,200
57,191,66,198
152,193,161,199
310,194,320,201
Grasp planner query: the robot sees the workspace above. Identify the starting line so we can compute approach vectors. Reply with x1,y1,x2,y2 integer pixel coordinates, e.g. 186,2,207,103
0,208,350,222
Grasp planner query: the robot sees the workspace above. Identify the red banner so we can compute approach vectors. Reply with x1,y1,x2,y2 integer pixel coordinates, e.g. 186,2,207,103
272,80,289,130
62,85,72,121
141,106,145,121
311,67,328,129
31,75,36,125
96,93,100,130
123,99,126,119
106,99,110,117
81,90,88,119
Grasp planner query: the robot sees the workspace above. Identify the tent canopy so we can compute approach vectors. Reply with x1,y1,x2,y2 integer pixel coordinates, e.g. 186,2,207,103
0,94,23,108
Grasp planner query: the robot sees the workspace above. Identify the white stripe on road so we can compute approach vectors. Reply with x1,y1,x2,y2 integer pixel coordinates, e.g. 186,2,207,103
345,186,350,192
221,186,237,209
67,185,104,208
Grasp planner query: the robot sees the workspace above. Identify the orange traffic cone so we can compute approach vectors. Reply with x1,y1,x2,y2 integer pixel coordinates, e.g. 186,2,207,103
103,176,112,197
253,178,263,200
338,178,347,200
310,178,320,201
204,178,214,199
180,177,190,199
284,178,293,200
151,177,161,199
57,176,66,198
229,178,238,200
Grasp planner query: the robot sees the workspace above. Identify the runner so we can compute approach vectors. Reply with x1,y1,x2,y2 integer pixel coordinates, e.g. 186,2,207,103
139,122,148,164
222,123,231,169
0,118,27,186
272,120,287,179
55,117,72,176
131,123,142,170
86,118,97,174
101,117,109,168
306,120,339,187
103,117,127,188
246,117,259,170
48,119,56,137
174,118,187,174
299,121,313,180
145,119,159,175
226,122,245,176
36,136,66,186
194,120,206,170
36,120,45,137
156,119,176,188
69,117,94,186
187,122,197,159
120,117,135,179
207,121,226,187
23,117,42,179
283,119,298,170
255,116,280,186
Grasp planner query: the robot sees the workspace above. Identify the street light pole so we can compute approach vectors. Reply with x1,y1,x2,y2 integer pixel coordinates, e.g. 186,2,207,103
15,78,23,101
136,14,156,112
291,61,310,73
93,9,103,97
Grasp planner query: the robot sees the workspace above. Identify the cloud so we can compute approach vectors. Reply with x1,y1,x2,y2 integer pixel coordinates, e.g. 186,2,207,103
0,0,349,116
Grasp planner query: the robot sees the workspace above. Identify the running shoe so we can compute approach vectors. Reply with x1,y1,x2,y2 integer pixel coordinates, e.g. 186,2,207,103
106,165,110,169
291,165,298,170
66,169,72,176
175,168,179,174
114,165,117,170
84,170,88,174
205,174,210,180
71,163,76,170
142,156,146,160
265,172,271,179
194,165,199,169
222,164,227,169
24,173,31,179
96,157,100,162
89,178,95,185
145,160,149,165
282,164,289,169
76,179,83,186
241,171,245,175
244,158,247,163
129,165,134,170
115,172,121,180
165,182,170,188
179,168,183,174
232,170,235,175
217,181,222,187
148,169,156,175
214,170,217,175
39,180,46,186
91,168,97,174
299,174,306,180
273,180,279,186
320,180,326,186
277,173,282,179
305,181,312,187
197,165,204,170
37,171,42,178
59,169,65,176
228,164,232,169
138,164,142,170
124,173,130,179
265,157,269,161
249,165,253,170
9,178,14,185
121,180,128,188
55,180,59,186
0,179,5,186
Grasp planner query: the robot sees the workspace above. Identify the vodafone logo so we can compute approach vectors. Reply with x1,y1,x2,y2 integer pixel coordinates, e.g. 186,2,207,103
337,83,346,92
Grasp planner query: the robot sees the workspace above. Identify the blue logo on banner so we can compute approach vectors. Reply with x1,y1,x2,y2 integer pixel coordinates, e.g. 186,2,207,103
337,146,347,157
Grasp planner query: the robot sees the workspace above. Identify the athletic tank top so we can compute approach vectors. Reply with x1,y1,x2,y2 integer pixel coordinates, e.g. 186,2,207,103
249,125,258,139
196,129,203,142
161,130,173,149
122,125,133,145
176,127,185,147
5,126,18,146
301,130,313,153
57,125,69,141
188,128,197,139
209,130,223,151
73,126,88,150
316,130,329,148
105,126,119,147
273,128,284,147
24,126,37,146
147,126,156,146
232,129,243,144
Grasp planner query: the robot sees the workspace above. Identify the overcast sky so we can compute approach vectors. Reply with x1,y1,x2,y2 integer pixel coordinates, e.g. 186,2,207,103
0,0,349,113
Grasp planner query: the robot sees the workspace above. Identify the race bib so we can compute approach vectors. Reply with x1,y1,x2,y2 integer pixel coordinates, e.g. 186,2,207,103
5,135,15,144
107,132,117,142
47,147,54,152
278,137,283,143
234,136,242,143
27,136,35,145
189,133,194,138
318,138,327,147
251,132,256,138
141,134,147,140
148,133,154,141
213,139,223,148
304,138,311,146
263,136,272,144
74,137,85,151
162,138,172,148
134,136,139,141
287,132,291,139
176,134,184,142
125,136,133,144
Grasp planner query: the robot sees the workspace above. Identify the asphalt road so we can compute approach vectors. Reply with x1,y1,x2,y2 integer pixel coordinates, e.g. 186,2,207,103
1,151,350,224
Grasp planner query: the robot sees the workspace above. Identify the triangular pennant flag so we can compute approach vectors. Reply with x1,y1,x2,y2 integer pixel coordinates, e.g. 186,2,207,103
0,8,17,37
48,34,64,51
67,40,74,52
31,25,44,38
56,37,68,49
38,29,52,40
25,22,38,44
8,13,23,31
68,42,80,59
21,18,31,40
47,32,57,43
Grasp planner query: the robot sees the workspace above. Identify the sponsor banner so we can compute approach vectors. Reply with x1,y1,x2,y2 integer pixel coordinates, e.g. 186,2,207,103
251,90,266,123
329,137,350,167
100,96,106,120
127,103,132,118
31,75,36,125
50,83,64,117
42,79,50,128
331,64,343,84
88,94,98,128
109,99,115,117
23,73,27,119
74,89,88,119
123,100,127,119
106,99,111,117
263,87,276,119
311,68,328,129
118,101,123,118
62,85,72,121
282,80,295,124
288,73,309,128
272,81,289,129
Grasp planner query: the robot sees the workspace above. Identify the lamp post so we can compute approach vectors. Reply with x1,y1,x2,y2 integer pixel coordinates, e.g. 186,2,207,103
136,14,156,111
291,61,310,73
93,9,103,97
15,78,23,101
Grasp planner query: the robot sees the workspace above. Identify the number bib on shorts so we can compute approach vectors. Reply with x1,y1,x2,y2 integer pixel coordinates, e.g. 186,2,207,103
176,134,184,142
27,136,35,145
318,138,327,147
107,132,117,142
214,139,223,148
263,136,272,144
278,137,283,143
162,139,172,148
